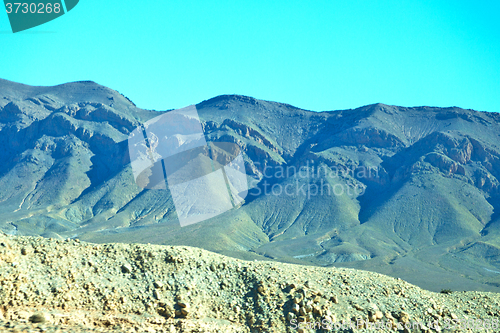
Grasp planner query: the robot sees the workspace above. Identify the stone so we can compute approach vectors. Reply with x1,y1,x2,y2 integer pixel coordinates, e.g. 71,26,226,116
399,311,410,323
29,313,46,323
121,264,132,273
177,301,189,308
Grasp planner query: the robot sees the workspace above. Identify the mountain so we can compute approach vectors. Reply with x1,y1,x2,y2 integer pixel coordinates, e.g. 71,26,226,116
1,78,499,293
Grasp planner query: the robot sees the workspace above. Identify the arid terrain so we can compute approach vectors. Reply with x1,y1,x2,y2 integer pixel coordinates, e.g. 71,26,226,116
1,232,499,332
1,79,500,293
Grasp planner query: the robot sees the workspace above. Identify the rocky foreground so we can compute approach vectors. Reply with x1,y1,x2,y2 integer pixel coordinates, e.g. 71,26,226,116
0,232,499,332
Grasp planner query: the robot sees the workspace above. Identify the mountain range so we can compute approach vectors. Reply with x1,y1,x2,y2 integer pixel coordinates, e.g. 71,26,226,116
1,78,499,293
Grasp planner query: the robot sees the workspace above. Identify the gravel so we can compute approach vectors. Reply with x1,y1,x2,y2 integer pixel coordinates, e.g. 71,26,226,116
0,232,499,332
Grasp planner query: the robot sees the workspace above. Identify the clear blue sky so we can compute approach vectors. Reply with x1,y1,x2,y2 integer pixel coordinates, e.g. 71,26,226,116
1,0,499,112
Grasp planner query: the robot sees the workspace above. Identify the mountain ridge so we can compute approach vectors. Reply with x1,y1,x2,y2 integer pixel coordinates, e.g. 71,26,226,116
1,79,499,293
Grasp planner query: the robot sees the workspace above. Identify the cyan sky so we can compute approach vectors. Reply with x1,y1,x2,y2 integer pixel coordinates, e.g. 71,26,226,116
1,0,499,112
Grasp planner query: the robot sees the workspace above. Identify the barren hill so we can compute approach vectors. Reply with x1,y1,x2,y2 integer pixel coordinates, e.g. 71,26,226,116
1,233,499,332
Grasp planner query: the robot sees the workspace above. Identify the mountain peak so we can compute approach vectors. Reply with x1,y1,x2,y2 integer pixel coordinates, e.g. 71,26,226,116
197,94,260,108
197,94,309,114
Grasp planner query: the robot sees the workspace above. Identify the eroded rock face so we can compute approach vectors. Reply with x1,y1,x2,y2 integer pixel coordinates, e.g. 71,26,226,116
337,127,405,149
1,233,500,333
425,152,460,174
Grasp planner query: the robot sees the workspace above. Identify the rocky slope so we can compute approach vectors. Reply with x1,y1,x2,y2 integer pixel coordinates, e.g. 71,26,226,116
1,78,500,293
1,232,500,332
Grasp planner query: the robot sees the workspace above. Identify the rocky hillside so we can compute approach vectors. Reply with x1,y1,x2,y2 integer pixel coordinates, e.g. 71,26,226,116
1,233,499,332
1,78,500,293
